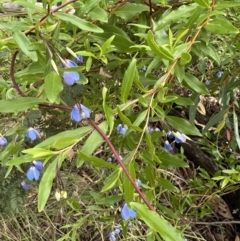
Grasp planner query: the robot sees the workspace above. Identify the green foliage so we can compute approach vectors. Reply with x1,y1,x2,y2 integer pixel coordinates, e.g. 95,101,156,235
0,0,240,240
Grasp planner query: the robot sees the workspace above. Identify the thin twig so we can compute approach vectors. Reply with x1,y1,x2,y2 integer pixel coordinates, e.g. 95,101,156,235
10,51,25,97
88,118,155,211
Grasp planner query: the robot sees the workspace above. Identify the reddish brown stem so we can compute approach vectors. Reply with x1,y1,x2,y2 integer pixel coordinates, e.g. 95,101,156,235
88,118,155,211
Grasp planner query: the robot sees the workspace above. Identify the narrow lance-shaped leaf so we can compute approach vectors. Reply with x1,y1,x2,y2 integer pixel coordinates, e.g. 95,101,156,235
147,30,174,61
44,71,63,103
13,30,38,61
121,58,137,103
55,12,103,33
123,162,135,204
0,97,45,113
131,202,184,241
102,87,114,135
38,158,58,212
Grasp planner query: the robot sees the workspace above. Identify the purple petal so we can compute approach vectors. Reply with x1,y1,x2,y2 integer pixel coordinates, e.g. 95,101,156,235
80,104,91,119
0,137,7,145
32,167,40,180
164,141,173,151
26,167,34,181
21,181,28,190
65,59,78,67
70,105,81,122
63,72,79,86
129,208,137,218
121,203,131,220
26,128,40,141
109,232,116,241
33,160,43,171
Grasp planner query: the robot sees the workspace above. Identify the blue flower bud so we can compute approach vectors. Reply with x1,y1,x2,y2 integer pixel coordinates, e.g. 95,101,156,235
167,131,174,139
21,181,28,190
205,80,210,86
114,229,121,235
33,160,43,171
164,140,173,151
26,166,40,181
109,232,116,241
26,127,40,141
76,55,84,63
216,71,223,78
0,136,7,145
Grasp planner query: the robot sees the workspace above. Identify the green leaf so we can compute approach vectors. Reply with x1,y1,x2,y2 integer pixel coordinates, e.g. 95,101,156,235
173,97,195,106
203,109,227,135
147,30,174,61
166,116,202,136
156,152,189,168
88,7,108,23
36,126,92,148
0,97,44,113
123,162,135,204
205,18,239,34
101,168,121,192
233,110,240,149
121,58,137,103
14,1,46,12
193,0,210,8
51,137,79,150
102,87,114,135
13,30,38,61
158,177,178,191
180,52,192,65
44,71,63,103
131,203,184,241
93,24,134,52
117,107,142,131
78,152,116,169
38,158,58,212
113,3,149,20
22,148,56,159
6,155,33,166
77,121,108,167
215,1,240,10
55,12,103,33
183,74,210,95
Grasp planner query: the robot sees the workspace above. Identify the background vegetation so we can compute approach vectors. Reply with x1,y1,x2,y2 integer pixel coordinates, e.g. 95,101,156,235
0,0,240,240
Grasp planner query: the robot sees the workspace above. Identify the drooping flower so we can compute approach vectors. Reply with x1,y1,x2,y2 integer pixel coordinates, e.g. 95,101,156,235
164,140,173,151
33,160,43,171
216,71,223,78
167,131,174,140
116,124,127,135
63,59,80,86
174,132,187,144
109,232,116,241
121,203,137,220
26,127,40,141
76,55,84,63
114,229,121,235
70,104,91,122
26,166,40,181
0,136,7,145
21,181,28,190
205,80,210,86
